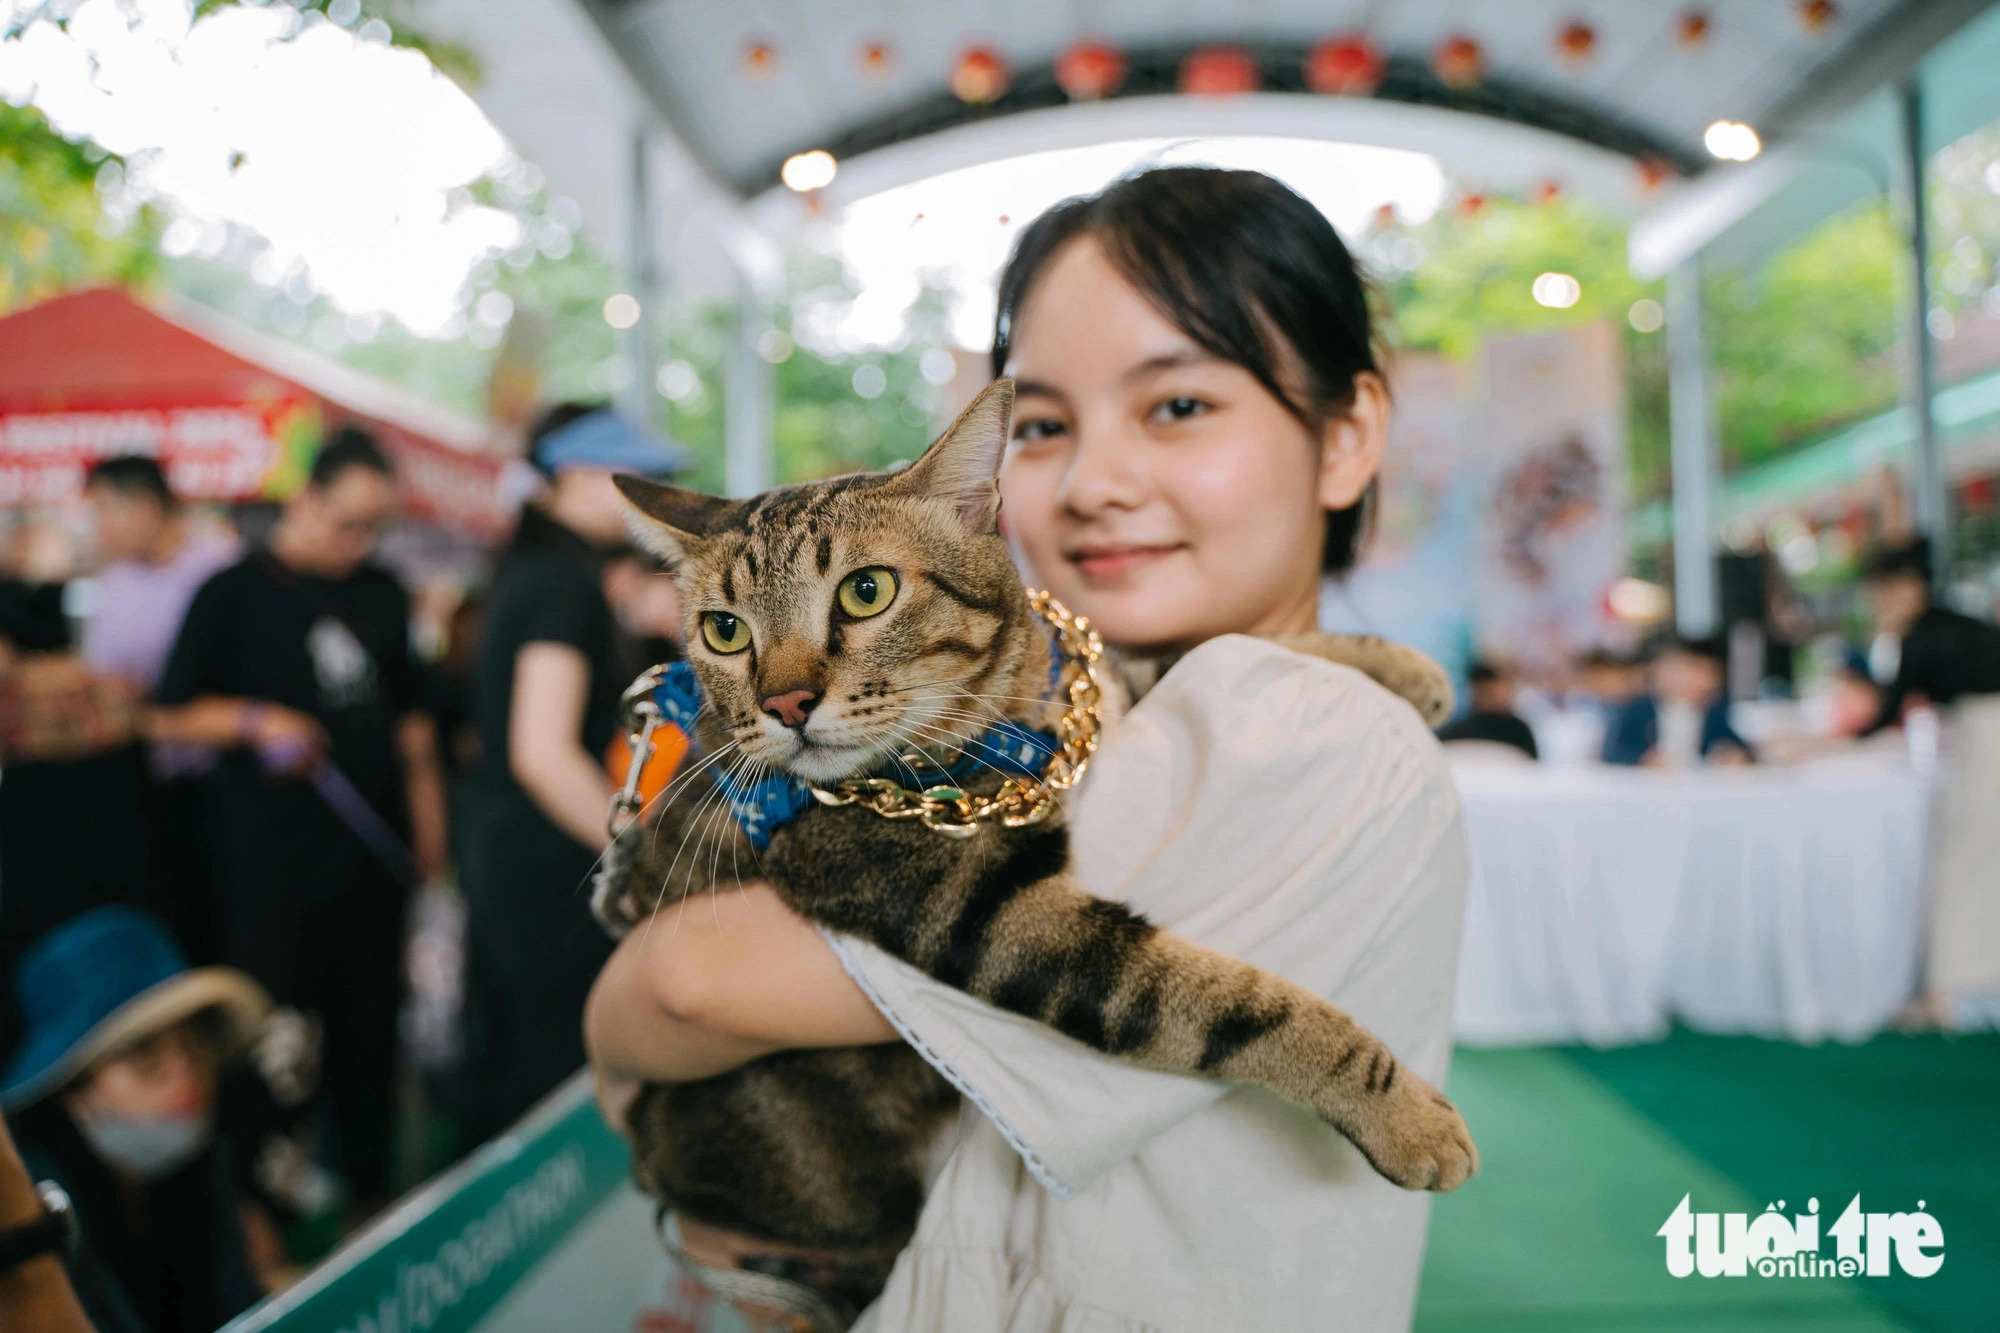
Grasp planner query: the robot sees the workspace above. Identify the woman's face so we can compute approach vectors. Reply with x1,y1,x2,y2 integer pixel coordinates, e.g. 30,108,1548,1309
998,237,1382,652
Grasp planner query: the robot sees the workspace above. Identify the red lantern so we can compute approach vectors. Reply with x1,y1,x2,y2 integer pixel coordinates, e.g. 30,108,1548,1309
1675,9,1712,48
1796,0,1837,31
858,40,894,80
1179,45,1261,96
1531,179,1563,205
741,40,777,80
951,45,1009,104
1456,192,1488,218
1636,156,1674,193
1055,40,1126,100
1555,20,1596,65
1431,35,1485,89
1305,34,1385,96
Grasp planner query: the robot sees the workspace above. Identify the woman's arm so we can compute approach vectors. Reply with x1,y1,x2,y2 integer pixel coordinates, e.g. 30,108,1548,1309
147,697,327,774
509,642,615,853
584,884,895,1086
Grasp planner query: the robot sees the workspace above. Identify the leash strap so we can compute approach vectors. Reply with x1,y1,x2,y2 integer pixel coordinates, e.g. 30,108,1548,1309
308,763,419,887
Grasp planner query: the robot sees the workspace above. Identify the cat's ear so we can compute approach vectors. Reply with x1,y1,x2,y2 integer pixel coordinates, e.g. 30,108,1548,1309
889,377,1013,532
614,475,736,565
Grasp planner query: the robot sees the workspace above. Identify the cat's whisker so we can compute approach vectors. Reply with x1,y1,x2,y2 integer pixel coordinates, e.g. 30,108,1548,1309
705,749,762,931
647,761,743,947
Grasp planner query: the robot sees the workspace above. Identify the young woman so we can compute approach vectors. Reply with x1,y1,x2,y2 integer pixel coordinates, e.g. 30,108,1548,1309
586,166,1470,1331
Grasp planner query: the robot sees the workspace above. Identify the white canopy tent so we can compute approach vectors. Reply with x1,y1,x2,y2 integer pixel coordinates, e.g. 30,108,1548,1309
428,0,2000,625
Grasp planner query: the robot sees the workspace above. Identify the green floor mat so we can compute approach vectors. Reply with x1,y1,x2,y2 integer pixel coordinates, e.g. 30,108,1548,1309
1415,1047,1913,1333
1564,1030,2000,1333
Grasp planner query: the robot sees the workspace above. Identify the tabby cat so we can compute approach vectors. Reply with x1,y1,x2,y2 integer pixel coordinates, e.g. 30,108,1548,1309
595,379,1476,1310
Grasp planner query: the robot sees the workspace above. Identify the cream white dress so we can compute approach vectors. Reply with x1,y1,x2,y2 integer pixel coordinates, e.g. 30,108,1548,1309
826,635,1470,1333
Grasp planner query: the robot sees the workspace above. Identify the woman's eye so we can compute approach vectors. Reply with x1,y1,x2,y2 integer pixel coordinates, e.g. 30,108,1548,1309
1148,396,1210,424
701,611,752,654
837,567,899,619
1013,417,1066,443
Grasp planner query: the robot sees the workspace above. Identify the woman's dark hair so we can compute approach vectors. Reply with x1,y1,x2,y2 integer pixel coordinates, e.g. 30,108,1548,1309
992,165,1382,574
309,425,394,489
86,454,175,508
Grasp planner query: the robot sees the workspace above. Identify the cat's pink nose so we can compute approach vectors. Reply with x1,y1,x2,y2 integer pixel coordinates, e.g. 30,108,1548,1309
762,689,818,727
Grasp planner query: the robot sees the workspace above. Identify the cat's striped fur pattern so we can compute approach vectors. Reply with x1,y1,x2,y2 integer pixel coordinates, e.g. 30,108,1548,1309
598,379,1475,1291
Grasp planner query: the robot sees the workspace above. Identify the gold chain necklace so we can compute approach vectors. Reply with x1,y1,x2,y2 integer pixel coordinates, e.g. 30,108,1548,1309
809,589,1107,839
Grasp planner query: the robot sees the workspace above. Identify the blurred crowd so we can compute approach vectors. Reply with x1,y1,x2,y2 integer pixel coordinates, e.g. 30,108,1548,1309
0,408,685,1333
1434,537,2000,771
3,404,1997,1332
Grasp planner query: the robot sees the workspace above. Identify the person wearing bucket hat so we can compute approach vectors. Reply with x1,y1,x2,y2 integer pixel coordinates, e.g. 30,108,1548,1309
3,907,272,1333
458,403,687,1144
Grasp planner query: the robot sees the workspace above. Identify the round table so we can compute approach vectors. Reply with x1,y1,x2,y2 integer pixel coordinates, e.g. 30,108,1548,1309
1447,752,1933,1047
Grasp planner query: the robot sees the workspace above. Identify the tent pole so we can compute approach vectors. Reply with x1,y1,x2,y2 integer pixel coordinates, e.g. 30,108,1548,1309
723,264,773,498
1898,75,1948,584
621,123,658,428
1667,259,1720,639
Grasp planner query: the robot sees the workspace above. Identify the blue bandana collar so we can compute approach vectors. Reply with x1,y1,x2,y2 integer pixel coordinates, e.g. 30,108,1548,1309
644,661,1058,850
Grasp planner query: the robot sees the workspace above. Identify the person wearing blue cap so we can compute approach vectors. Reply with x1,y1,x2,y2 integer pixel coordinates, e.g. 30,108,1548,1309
2,907,272,1333
459,403,687,1144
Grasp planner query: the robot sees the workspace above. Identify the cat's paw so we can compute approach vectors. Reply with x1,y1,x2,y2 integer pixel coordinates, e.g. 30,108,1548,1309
1344,1071,1478,1193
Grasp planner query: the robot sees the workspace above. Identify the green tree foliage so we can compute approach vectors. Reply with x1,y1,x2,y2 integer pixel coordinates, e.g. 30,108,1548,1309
0,102,160,314
1702,202,1902,474
1365,196,1670,501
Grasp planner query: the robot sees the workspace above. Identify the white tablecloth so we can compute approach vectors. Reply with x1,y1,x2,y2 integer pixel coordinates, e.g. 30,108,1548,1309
1448,754,1933,1046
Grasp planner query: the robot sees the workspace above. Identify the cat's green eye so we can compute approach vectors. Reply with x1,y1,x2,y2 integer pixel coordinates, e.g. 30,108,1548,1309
701,611,752,654
837,567,898,619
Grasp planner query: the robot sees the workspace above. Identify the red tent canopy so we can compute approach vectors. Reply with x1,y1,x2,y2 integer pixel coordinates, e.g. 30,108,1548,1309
0,287,509,539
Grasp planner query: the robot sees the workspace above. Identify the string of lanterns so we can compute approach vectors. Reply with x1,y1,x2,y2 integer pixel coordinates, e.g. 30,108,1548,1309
767,3,1838,194
748,3,1838,97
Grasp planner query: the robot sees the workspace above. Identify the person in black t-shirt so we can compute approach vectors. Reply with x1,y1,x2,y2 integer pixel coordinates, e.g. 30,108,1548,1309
1436,659,1540,759
1865,538,2000,730
150,429,447,1212
458,403,686,1144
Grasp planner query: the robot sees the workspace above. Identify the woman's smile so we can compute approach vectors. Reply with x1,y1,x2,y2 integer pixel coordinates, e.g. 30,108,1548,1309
1064,541,1186,584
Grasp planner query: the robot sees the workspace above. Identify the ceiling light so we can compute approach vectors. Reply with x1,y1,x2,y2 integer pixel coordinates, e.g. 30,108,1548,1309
1532,272,1581,309
781,150,838,192
602,293,641,329
1704,120,1761,161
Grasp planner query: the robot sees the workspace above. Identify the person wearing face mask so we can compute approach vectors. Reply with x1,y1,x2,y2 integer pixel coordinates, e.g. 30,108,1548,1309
2,907,272,1333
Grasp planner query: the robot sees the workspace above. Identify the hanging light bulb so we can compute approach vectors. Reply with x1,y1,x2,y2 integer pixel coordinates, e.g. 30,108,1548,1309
1054,40,1127,100
857,40,894,80
1178,45,1261,95
1555,20,1597,65
1432,34,1486,89
951,45,1010,103
741,40,777,80
1305,34,1385,96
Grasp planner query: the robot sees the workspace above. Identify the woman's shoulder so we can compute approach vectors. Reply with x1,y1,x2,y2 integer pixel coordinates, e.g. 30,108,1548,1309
1160,633,1448,753
1107,632,1458,837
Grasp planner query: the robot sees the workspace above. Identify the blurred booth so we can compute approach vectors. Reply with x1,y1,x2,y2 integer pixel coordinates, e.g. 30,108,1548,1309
0,286,510,553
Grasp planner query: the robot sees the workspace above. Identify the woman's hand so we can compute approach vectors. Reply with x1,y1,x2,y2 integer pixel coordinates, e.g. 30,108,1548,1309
592,1067,642,1137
